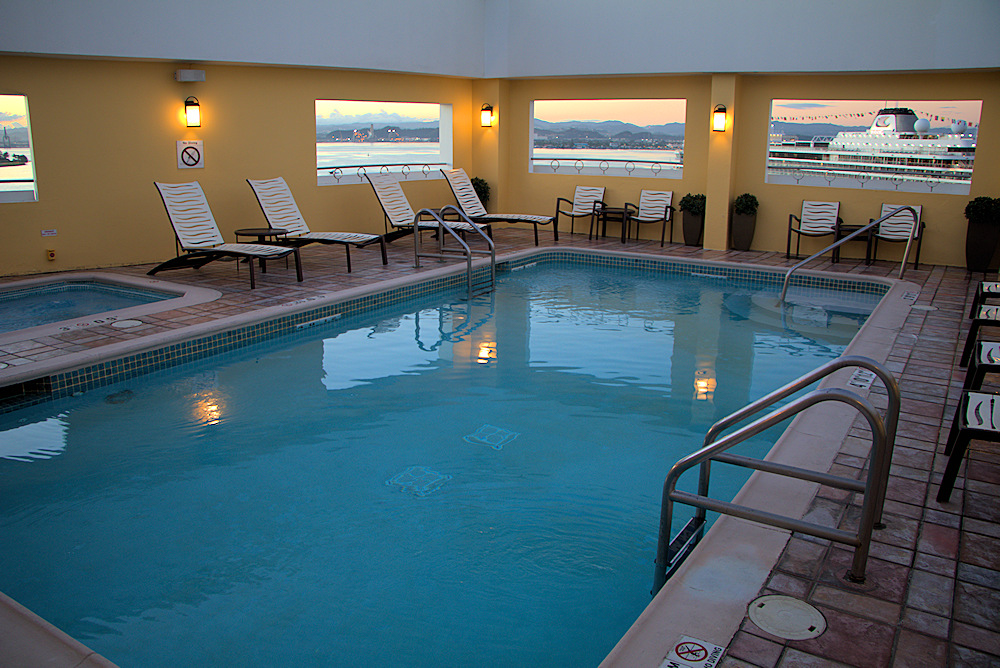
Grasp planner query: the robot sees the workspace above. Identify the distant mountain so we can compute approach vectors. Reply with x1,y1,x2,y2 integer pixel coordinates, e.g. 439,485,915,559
533,119,685,137
317,122,438,133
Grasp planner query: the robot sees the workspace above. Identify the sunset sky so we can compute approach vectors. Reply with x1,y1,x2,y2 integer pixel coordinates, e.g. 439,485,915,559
0,94,29,127
316,100,439,125
533,99,687,126
770,99,983,127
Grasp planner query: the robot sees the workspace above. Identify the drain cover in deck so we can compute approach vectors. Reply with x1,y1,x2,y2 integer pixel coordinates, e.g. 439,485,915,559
747,595,826,640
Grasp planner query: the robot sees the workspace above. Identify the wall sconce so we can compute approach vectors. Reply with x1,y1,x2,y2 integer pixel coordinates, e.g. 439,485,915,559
185,96,202,127
481,103,494,128
712,104,727,132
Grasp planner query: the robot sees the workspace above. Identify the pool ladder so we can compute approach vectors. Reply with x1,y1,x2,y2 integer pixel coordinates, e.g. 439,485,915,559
651,356,900,595
413,206,495,301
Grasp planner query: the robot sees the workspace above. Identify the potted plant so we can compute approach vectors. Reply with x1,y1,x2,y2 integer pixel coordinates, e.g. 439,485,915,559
471,176,490,207
965,196,1000,274
679,193,706,246
730,193,759,251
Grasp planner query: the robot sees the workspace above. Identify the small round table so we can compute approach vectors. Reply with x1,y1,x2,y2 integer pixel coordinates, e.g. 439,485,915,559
235,228,288,243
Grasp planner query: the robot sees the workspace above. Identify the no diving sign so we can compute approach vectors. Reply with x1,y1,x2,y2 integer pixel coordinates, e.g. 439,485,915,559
659,635,725,668
177,140,204,169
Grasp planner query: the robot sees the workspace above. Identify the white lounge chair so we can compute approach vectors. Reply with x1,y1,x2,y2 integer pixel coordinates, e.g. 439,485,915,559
554,186,605,237
150,181,303,289
786,200,842,260
441,168,555,245
247,177,386,272
365,173,486,235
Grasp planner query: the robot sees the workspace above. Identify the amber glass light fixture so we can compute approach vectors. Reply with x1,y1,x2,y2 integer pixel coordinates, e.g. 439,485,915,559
712,104,727,132
185,96,202,127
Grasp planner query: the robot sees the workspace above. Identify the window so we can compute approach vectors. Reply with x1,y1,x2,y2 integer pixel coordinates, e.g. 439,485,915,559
766,99,982,195
530,99,686,178
316,100,452,185
0,94,37,203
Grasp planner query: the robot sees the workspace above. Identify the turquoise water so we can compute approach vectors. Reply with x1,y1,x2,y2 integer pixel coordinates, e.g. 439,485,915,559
0,264,878,667
0,281,173,334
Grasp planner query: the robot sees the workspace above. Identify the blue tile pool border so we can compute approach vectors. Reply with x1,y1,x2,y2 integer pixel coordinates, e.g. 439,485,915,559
0,251,891,414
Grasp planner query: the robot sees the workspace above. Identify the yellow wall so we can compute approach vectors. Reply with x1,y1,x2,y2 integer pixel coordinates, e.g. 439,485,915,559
0,55,476,275
1,54,998,276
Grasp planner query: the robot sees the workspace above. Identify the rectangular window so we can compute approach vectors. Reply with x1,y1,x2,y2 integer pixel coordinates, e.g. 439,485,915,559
530,99,686,178
316,100,452,185
0,94,37,203
766,99,982,195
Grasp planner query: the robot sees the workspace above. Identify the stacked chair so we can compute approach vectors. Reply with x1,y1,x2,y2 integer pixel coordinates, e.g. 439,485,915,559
939,281,1000,501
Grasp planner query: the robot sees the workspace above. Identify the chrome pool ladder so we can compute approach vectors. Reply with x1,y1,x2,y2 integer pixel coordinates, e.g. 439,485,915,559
651,356,900,595
413,205,495,300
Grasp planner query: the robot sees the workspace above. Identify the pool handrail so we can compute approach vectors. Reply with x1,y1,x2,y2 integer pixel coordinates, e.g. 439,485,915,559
652,356,899,596
412,205,495,300
780,205,919,303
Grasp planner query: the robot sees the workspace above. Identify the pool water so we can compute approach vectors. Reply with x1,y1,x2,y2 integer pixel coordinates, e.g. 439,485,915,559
0,280,173,334
0,263,879,667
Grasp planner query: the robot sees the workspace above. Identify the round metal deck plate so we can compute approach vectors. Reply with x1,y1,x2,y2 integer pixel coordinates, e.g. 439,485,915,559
747,595,826,640
110,319,144,329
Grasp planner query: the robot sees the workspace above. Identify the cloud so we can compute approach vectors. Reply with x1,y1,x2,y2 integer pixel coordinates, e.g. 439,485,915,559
0,112,24,123
318,110,436,125
776,102,834,110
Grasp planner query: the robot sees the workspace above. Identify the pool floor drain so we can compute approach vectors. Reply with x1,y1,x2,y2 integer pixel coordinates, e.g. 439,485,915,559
110,319,144,329
747,595,826,640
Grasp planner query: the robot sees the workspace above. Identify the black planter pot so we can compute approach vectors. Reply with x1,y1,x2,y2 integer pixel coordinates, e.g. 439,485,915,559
731,213,756,251
966,218,1000,273
682,211,704,246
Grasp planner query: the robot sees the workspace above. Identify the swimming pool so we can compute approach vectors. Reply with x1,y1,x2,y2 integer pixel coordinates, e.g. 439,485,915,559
0,256,885,667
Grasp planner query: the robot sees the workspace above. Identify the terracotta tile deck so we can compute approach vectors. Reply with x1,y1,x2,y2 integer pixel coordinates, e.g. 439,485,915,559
0,228,997,667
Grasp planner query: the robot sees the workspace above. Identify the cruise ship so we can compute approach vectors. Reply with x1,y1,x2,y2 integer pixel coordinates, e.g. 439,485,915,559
766,107,976,194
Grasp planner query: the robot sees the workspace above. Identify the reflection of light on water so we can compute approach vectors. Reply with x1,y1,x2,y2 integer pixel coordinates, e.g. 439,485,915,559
693,369,716,401
0,414,68,461
477,341,497,364
192,392,225,426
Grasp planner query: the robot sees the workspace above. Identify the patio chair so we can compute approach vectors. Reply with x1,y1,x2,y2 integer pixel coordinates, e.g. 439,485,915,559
937,390,1000,502
867,204,924,268
150,181,303,289
786,200,842,261
969,281,1000,319
554,186,605,237
624,190,674,246
441,168,555,245
247,177,386,272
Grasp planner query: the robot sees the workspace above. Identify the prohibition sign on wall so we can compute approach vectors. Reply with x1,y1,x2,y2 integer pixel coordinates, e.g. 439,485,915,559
177,140,204,169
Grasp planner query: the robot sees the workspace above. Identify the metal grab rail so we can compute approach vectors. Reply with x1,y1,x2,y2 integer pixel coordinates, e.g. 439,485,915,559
780,205,919,302
651,356,900,596
413,205,495,301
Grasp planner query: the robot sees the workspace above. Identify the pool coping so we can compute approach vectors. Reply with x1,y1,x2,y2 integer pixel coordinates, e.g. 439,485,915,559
0,271,222,347
0,248,915,667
